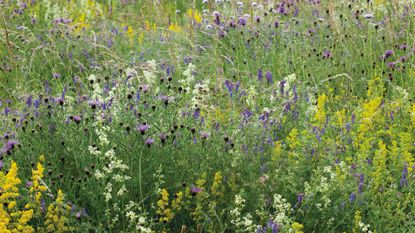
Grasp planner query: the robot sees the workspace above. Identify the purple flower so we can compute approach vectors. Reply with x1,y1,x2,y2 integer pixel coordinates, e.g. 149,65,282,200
145,138,154,147
136,124,150,135
73,116,81,124
0,140,19,156
52,73,61,79
266,71,273,85
26,181,33,188
323,50,331,59
190,186,202,196
400,163,408,187
274,20,279,28
386,62,396,68
200,131,210,140
381,50,394,60
258,69,263,81
349,192,356,202
238,17,247,26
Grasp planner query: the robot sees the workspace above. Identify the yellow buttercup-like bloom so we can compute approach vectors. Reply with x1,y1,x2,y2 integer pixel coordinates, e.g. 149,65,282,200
187,9,202,24
168,23,181,33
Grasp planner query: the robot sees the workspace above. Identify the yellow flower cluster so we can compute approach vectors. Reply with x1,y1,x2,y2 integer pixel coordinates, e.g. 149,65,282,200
372,141,388,190
353,210,362,233
44,190,73,233
287,128,299,151
171,191,183,210
314,94,328,126
187,9,202,24
291,222,304,233
400,132,414,172
29,159,47,213
0,162,34,233
211,171,224,197
168,23,182,33
156,189,174,223
0,158,74,233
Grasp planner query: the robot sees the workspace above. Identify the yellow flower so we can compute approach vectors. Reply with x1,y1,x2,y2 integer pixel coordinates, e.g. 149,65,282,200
156,189,174,223
172,191,183,210
211,171,224,197
287,128,300,150
291,222,304,233
314,94,328,126
7,201,16,210
187,9,202,24
168,23,181,33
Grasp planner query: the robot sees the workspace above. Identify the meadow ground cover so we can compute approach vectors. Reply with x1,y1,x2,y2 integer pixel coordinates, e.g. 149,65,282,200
0,0,415,232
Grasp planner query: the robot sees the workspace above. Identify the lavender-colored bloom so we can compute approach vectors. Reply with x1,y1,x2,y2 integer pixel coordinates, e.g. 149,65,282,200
0,140,19,155
258,69,263,81
200,131,210,140
297,193,304,204
41,198,46,213
349,192,356,202
190,186,201,195
26,181,33,188
73,116,81,124
145,138,154,147
386,62,396,68
4,107,10,116
52,73,61,79
266,71,273,85
26,96,32,108
274,20,279,28
358,174,364,193
381,50,394,60
238,17,246,26
400,163,408,187
322,50,331,58
224,80,234,97
136,124,149,135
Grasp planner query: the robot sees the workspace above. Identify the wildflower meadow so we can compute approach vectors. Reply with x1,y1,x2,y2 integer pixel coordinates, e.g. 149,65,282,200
1,0,415,232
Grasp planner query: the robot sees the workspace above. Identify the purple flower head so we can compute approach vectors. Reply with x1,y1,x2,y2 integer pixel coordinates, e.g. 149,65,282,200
258,69,263,81
136,124,150,135
190,186,202,196
297,193,304,204
159,133,167,143
400,163,408,187
255,16,261,23
73,116,81,124
200,131,210,140
381,50,394,60
349,192,356,202
266,71,273,85
26,181,33,188
0,140,19,156
52,73,61,79
238,17,247,26
323,50,331,59
386,62,396,68
274,20,279,28
145,138,154,147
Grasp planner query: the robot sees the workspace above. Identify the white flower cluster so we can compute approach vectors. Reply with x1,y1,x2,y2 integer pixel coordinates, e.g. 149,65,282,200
393,85,409,101
359,221,373,233
179,63,196,90
142,59,158,85
230,194,256,232
125,201,152,232
192,80,210,109
272,194,292,227
304,166,337,211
